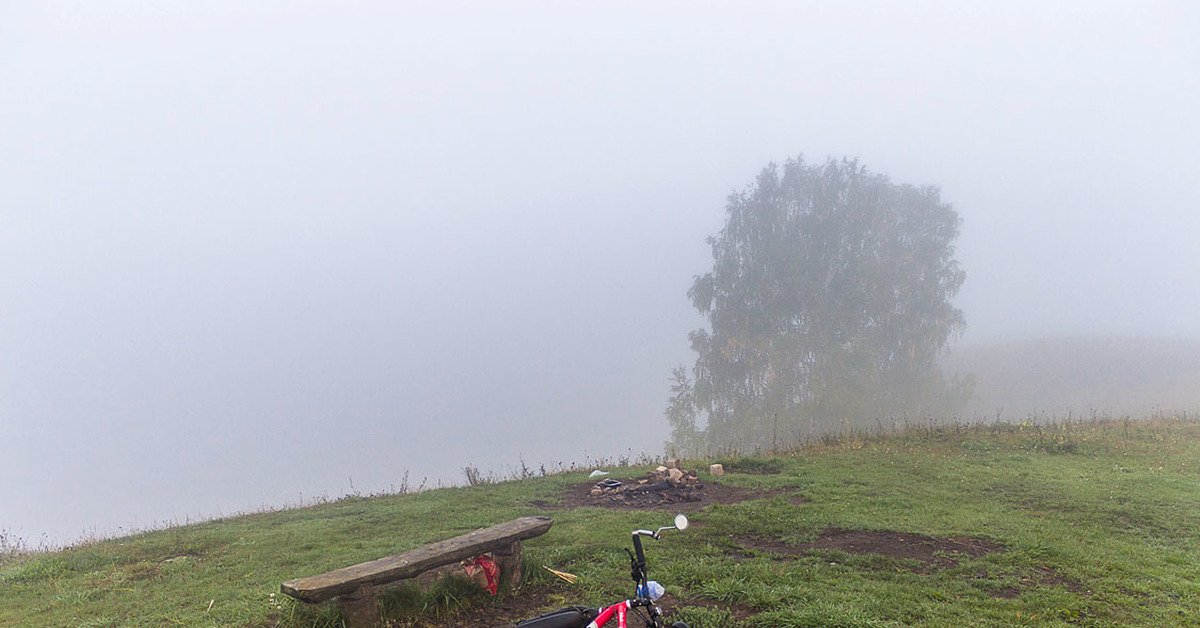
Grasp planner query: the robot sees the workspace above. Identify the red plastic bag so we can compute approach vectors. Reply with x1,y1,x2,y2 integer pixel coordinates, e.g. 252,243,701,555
464,554,499,595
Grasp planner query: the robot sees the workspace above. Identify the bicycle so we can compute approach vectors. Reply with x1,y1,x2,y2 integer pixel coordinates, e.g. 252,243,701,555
511,514,691,628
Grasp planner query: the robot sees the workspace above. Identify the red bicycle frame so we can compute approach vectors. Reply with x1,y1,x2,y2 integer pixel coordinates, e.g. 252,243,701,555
585,600,630,628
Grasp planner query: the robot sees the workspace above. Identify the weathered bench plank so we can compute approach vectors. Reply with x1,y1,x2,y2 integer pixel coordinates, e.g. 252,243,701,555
280,516,553,603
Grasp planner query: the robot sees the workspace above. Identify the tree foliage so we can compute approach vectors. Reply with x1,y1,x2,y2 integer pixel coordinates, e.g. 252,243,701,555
667,156,969,453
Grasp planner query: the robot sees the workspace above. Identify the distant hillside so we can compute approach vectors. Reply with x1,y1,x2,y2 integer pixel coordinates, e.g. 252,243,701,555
941,336,1200,420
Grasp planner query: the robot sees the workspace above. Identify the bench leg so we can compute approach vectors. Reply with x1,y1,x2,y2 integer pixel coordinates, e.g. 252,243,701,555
494,540,523,588
338,584,379,628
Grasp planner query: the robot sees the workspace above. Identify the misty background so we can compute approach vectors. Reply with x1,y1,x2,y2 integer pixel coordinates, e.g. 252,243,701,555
3,1,1198,545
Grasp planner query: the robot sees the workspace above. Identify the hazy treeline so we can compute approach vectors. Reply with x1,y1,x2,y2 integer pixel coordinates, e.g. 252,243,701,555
943,336,1200,420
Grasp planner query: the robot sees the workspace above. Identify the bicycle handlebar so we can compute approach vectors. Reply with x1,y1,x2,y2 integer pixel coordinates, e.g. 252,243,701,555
630,534,647,586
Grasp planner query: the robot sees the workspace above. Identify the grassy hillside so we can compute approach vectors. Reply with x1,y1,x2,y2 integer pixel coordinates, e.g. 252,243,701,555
3,416,1200,627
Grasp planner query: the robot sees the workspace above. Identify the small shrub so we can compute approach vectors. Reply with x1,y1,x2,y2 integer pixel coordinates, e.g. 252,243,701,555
463,466,492,487
717,456,782,475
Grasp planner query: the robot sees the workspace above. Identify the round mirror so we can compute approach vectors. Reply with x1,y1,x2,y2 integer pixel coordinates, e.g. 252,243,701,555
673,513,689,531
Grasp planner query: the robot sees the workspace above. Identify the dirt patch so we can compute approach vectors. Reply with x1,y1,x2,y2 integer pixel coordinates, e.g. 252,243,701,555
659,595,757,623
991,585,1021,599
1023,564,1085,594
738,528,1004,571
549,478,780,511
971,564,1086,599
381,586,561,628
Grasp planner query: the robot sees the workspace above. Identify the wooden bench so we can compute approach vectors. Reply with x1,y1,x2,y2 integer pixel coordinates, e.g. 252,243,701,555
280,516,553,628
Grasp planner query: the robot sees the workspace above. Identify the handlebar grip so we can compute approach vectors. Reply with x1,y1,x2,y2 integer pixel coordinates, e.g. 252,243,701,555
632,533,647,567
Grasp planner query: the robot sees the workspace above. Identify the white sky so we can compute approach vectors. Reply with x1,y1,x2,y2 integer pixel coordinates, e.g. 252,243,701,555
2,1,1198,544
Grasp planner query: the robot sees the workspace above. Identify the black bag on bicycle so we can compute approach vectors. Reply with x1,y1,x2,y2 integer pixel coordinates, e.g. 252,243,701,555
511,605,598,628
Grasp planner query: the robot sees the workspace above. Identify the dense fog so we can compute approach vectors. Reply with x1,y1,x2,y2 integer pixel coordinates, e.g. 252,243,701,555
2,2,1198,545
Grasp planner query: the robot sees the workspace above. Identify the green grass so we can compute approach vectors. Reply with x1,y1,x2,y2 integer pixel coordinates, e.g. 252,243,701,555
3,416,1200,627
